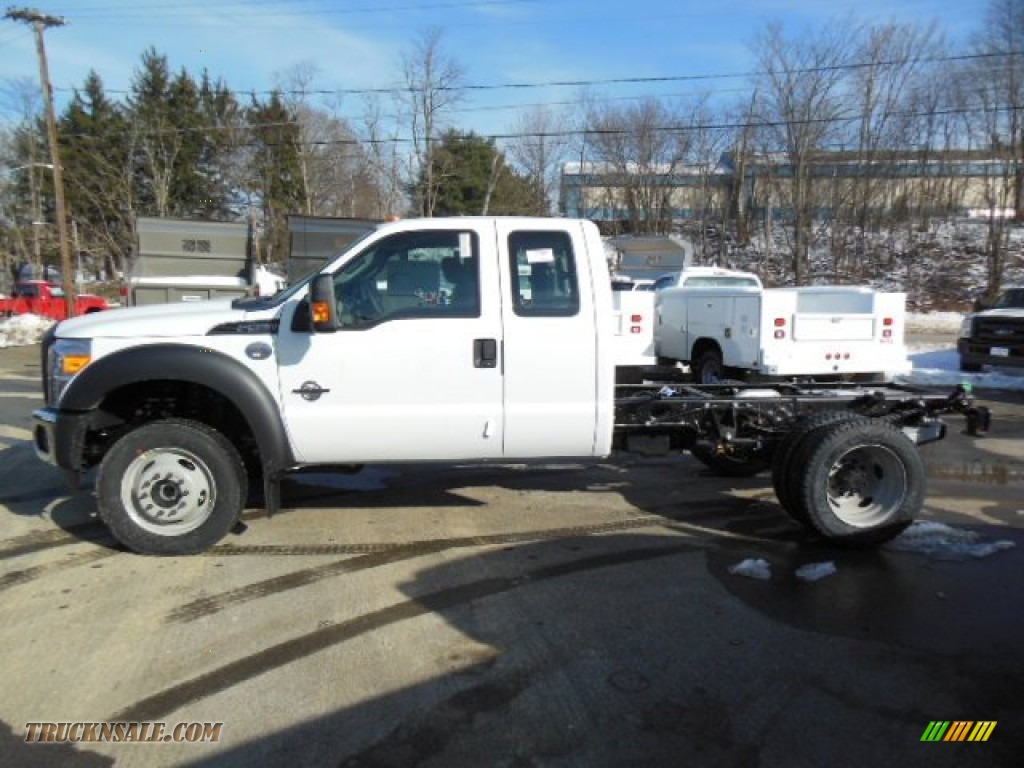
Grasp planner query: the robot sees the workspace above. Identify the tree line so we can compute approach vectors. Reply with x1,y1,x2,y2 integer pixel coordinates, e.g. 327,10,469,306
1,0,1023,298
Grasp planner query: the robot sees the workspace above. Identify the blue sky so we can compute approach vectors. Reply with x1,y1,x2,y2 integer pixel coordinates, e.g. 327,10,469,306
0,0,983,139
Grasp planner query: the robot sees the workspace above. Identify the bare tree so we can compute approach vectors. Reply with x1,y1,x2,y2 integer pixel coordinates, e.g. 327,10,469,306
398,28,466,217
360,93,405,218
0,77,47,268
506,105,570,215
962,0,1024,299
581,96,691,234
847,23,944,239
751,21,855,283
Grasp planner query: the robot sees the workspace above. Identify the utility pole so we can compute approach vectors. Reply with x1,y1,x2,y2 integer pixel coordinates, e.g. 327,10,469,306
5,6,76,318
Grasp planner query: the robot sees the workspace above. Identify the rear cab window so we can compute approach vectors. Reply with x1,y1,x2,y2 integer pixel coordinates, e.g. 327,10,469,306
507,230,580,317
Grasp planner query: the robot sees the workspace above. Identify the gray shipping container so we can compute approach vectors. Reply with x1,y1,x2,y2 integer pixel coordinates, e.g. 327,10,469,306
287,216,379,285
129,217,253,306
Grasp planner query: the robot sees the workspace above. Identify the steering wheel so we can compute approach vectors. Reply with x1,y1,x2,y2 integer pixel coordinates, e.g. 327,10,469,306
339,279,384,325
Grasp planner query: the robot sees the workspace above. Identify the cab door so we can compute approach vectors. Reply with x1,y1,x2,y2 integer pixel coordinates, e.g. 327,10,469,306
276,223,505,464
494,220,605,457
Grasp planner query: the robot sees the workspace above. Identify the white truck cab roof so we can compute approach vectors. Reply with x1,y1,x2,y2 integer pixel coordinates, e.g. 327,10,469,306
656,267,763,291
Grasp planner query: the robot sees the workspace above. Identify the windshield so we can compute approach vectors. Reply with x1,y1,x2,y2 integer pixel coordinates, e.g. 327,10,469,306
681,276,760,287
994,288,1024,309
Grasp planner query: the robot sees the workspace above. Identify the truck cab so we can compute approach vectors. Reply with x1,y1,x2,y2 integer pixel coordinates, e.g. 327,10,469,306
33,217,615,553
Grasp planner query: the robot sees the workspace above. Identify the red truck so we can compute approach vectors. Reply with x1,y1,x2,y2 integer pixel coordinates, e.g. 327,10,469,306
0,281,111,320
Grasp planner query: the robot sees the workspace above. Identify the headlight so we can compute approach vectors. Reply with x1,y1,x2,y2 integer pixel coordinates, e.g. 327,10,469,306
49,338,92,405
959,316,973,339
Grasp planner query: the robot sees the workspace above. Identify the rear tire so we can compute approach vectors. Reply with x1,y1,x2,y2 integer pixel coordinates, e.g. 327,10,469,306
792,419,922,545
692,349,725,384
772,411,869,522
97,419,246,555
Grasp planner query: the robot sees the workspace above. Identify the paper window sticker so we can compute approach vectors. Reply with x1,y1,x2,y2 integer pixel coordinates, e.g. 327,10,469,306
525,248,555,264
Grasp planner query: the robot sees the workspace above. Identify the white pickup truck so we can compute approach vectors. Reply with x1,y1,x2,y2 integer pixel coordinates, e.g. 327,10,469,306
32,217,985,555
958,287,1024,371
655,268,911,384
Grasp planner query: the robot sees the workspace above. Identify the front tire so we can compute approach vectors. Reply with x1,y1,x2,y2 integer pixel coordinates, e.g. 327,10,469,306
97,419,246,555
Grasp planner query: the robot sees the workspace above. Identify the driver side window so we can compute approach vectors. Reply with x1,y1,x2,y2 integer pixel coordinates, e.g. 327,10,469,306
332,230,480,329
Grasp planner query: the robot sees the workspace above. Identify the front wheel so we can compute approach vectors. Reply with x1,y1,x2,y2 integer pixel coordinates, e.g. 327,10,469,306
791,419,922,545
97,419,247,555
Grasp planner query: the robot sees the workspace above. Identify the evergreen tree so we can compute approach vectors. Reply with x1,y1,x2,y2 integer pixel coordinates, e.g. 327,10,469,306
197,70,245,220
247,91,306,262
126,48,176,216
58,70,133,273
422,130,539,216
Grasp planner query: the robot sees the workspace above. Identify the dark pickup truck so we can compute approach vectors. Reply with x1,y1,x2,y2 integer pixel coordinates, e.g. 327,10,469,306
958,287,1024,371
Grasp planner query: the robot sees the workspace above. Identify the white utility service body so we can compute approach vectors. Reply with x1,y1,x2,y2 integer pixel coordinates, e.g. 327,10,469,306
655,270,911,383
611,285,656,376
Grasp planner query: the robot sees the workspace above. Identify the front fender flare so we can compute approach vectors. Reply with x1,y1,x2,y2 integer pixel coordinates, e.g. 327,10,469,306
61,343,294,475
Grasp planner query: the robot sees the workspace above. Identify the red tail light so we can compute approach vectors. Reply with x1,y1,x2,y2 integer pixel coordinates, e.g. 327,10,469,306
631,314,643,323
774,317,786,327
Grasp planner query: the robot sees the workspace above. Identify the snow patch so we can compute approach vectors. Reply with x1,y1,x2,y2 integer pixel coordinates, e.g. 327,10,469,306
728,558,772,580
898,343,1024,390
905,312,963,334
885,521,1016,560
0,314,55,349
794,561,837,582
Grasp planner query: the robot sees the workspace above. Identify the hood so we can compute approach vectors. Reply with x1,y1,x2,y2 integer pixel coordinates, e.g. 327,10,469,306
977,307,1024,319
55,299,263,339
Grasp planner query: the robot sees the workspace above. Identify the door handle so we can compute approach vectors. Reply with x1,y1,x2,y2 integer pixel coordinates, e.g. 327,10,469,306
474,338,497,368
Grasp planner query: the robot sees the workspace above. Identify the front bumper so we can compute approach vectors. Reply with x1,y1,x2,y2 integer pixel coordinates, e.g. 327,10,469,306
32,407,92,471
957,338,1024,370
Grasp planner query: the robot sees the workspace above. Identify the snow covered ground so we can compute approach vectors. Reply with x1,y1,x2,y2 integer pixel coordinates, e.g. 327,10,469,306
2,310,1022,390
0,314,54,350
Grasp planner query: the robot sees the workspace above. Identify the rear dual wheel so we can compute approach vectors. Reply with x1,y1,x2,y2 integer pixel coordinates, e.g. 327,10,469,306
773,414,922,545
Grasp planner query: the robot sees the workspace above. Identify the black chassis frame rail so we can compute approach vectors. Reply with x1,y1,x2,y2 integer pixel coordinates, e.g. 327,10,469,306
611,381,990,453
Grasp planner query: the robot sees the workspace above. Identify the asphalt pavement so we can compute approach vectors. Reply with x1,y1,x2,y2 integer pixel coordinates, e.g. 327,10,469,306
0,342,1021,767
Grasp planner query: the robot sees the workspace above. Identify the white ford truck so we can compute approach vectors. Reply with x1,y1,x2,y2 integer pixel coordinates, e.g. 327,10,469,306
655,269,911,384
32,217,987,555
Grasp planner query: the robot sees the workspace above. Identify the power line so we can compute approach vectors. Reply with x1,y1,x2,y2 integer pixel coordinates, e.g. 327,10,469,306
69,0,540,18
47,104,1020,148
50,48,1024,98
